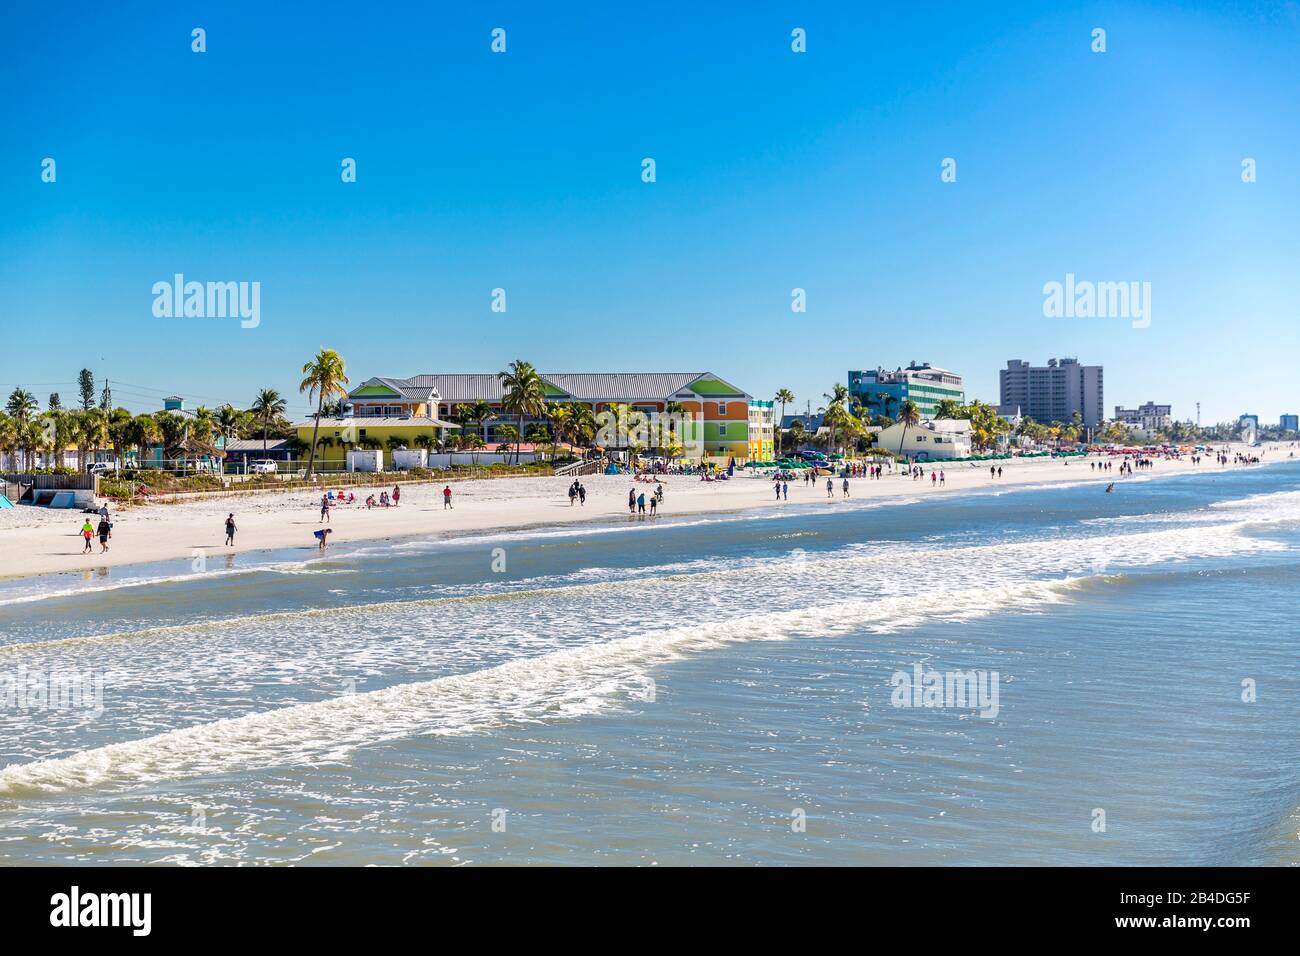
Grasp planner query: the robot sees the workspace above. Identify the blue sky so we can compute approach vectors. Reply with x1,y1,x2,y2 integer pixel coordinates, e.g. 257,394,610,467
2,1,1297,423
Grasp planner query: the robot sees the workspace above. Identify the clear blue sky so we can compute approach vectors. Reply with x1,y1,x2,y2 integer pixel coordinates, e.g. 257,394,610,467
2,1,1297,424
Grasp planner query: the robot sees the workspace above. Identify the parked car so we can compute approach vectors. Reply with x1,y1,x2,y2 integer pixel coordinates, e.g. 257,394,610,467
248,460,279,474
87,461,118,475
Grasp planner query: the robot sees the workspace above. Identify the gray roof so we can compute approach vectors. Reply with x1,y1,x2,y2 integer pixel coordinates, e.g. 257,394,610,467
224,439,292,452
381,372,745,404
294,416,459,428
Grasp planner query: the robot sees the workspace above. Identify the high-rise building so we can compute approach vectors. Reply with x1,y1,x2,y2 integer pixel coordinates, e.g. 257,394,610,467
1000,358,1104,428
848,362,964,420
1280,414,1298,432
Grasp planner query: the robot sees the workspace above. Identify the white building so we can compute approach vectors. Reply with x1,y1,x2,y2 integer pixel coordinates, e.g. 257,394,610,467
875,419,973,460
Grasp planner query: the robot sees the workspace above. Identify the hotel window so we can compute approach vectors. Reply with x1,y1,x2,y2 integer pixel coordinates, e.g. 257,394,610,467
717,403,727,415
718,424,727,437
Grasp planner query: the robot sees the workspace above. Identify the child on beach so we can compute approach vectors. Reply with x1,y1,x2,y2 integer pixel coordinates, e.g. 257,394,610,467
225,513,236,546
80,519,94,554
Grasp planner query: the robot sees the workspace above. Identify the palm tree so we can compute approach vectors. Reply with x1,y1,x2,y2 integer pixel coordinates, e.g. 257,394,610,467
216,404,244,444
5,387,37,423
498,360,547,464
77,408,109,470
107,407,134,468
299,348,350,478
126,414,161,466
460,432,485,465
934,398,963,420
491,425,518,462
895,399,921,456
456,399,495,444
250,388,288,456
774,389,794,457
0,412,15,470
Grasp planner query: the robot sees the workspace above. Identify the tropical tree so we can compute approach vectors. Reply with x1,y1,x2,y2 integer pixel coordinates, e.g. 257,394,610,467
250,388,288,456
77,408,109,470
491,425,518,463
894,399,921,455
455,399,495,444
107,407,134,467
216,404,244,444
299,348,350,478
5,387,37,423
498,360,547,464
934,398,964,420
0,412,15,470
462,432,486,465
190,406,217,445
125,414,161,465
773,389,794,456
48,392,62,411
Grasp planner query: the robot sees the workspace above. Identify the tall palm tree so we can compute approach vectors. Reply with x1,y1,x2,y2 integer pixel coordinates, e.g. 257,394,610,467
126,414,161,466
774,389,794,457
216,404,244,444
107,407,134,468
934,398,963,420
455,399,495,444
299,348,350,478
250,388,288,456
895,399,921,456
498,360,547,464
78,408,109,470
5,387,38,423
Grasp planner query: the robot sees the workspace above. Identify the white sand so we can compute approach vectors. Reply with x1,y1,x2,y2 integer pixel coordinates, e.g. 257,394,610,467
0,446,1275,581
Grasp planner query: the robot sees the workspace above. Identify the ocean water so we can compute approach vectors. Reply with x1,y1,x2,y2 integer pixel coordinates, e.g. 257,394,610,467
1,462,1298,865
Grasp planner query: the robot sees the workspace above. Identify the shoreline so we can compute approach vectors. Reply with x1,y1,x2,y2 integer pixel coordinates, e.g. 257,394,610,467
0,446,1281,586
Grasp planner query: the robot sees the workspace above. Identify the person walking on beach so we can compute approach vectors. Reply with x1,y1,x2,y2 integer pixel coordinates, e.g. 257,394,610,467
782,480,789,500
392,485,401,506
997,466,1003,478
649,495,658,516
320,494,331,524
225,513,237,547
578,483,586,506
629,488,637,515
842,477,850,498
314,527,333,552
442,485,453,509
637,491,646,515
570,483,578,506
826,477,834,498
96,516,111,553
775,480,782,500
939,469,945,486
80,519,95,554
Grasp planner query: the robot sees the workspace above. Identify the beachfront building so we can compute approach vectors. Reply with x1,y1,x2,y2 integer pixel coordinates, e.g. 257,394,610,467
1000,358,1104,428
293,415,458,469
1114,402,1172,432
748,400,776,461
849,363,965,420
305,371,757,465
874,419,973,460
1280,414,1298,433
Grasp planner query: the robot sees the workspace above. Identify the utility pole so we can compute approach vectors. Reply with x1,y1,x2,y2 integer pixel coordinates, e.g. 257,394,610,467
1196,402,1201,427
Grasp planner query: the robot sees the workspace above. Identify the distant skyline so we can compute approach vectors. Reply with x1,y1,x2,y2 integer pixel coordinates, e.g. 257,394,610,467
3,1,1299,424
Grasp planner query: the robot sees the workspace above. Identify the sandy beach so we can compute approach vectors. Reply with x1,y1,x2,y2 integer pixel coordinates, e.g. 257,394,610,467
0,447,1275,582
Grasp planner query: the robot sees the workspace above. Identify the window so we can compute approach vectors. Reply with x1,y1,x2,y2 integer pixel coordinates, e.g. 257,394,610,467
717,403,727,415
718,424,727,437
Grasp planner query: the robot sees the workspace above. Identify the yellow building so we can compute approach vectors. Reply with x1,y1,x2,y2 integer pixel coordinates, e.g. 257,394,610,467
294,416,455,469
